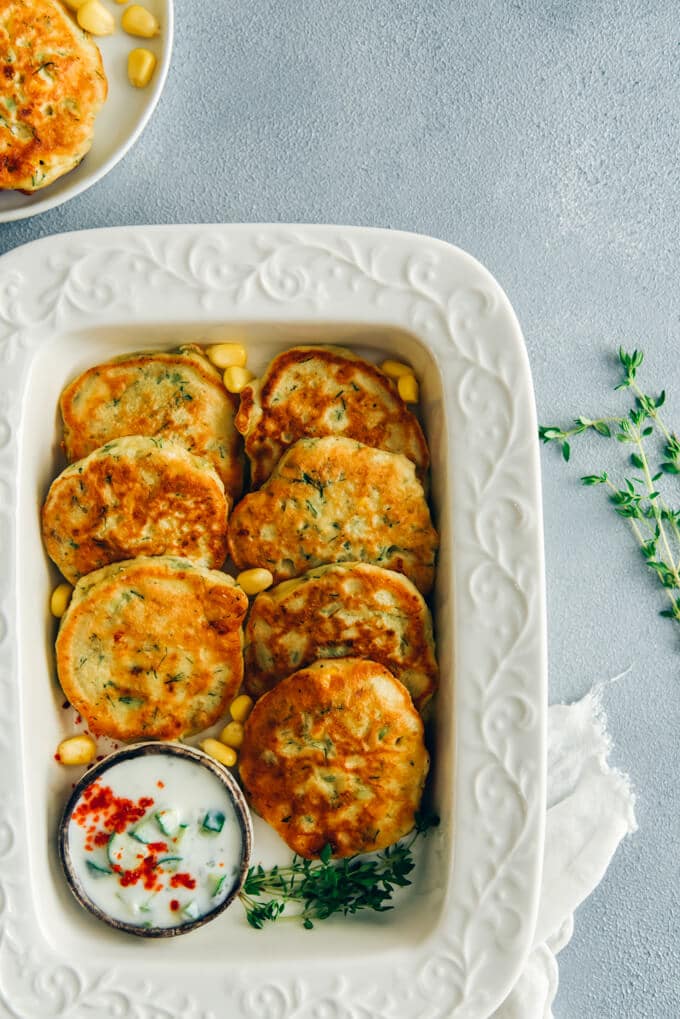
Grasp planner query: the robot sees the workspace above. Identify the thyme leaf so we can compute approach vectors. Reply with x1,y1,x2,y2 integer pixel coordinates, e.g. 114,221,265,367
540,347,680,626
238,812,439,929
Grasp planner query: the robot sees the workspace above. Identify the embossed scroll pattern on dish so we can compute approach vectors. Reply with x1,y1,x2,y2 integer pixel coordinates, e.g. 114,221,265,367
0,225,546,1019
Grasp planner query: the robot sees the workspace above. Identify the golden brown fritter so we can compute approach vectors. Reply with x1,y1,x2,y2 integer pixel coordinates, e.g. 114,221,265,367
60,346,243,500
42,436,230,584
0,0,107,192
228,436,438,595
56,557,248,741
244,562,438,710
239,658,429,858
236,345,429,487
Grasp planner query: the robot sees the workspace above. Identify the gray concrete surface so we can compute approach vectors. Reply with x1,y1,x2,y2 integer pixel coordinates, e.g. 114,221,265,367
1,2,678,1015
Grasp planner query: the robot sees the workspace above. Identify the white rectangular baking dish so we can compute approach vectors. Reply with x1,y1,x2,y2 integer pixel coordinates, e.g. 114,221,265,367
0,224,546,1019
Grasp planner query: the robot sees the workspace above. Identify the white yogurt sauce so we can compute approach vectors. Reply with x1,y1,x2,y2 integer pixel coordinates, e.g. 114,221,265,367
67,753,244,929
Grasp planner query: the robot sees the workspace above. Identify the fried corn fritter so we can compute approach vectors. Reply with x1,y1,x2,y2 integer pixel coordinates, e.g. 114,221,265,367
42,436,229,584
244,562,438,710
239,658,429,858
236,345,430,487
60,345,243,501
228,436,438,595
0,0,108,192
56,557,248,741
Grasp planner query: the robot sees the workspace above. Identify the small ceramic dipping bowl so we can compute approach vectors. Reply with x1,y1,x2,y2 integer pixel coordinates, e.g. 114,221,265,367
58,742,253,937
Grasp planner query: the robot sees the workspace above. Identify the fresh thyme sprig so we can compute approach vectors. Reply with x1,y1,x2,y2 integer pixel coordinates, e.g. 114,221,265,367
239,812,439,929
540,347,680,624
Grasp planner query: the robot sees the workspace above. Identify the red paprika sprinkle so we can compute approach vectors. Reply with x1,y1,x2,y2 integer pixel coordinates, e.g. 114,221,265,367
170,899,180,911
118,853,159,889
170,872,196,890
72,781,155,834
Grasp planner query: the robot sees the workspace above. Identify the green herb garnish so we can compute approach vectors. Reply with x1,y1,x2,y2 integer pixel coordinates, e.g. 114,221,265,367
238,812,439,929
540,347,680,625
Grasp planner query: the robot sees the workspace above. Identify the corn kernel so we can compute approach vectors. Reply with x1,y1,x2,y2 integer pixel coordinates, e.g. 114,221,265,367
205,343,248,370
77,0,115,35
381,359,413,379
121,4,160,37
127,48,157,88
237,567,273,596
56,734,97,766
397,373,419,404
200,738,237,768
223,366,254,394
230,694,254,723
63,0,90,10
219,721,244,749
115,0,128,4
50,583,73,618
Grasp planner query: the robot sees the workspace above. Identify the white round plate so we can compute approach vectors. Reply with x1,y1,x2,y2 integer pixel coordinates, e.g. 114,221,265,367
0,0,173,223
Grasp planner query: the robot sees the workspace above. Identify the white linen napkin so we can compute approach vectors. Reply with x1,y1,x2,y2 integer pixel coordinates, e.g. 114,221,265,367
492,682,638,1019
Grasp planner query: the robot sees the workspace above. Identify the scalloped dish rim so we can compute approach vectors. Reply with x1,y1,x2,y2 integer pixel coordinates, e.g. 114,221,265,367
0,223,546,1019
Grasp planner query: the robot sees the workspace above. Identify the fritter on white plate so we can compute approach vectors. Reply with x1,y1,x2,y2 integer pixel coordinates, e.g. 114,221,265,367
236,345,429,487
228,436,438,595
244,562,438,710
239,657,429,859
60,345,243,501
56,557,248,741
42,436,229,583
0,0,107,191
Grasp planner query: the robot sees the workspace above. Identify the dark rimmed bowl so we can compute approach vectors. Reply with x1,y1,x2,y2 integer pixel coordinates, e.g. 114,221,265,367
58,741,253,938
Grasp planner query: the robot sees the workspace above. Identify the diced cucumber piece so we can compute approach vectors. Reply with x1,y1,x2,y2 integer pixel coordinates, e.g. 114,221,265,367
157,855,182,872
210,873,227,897
86,859,113,878
182,900,200,921
107,832,145,871
131,819,161,844
174,823,189,844
201,810,225,833
155,809,181,837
